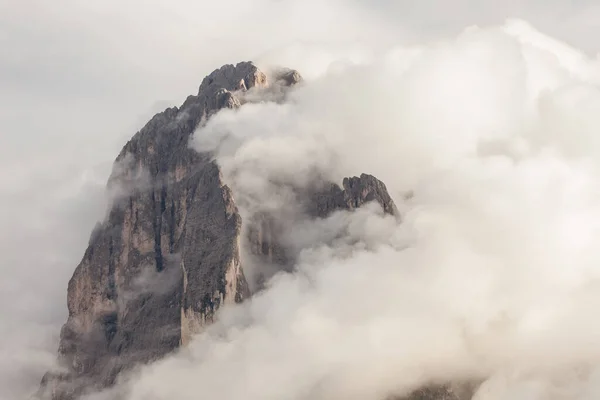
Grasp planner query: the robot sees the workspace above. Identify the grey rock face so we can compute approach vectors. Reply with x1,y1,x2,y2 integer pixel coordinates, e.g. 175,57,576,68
40,61,274,400
393,383,479,400
272,67,304,86
308,173,400,218
246,173,400,284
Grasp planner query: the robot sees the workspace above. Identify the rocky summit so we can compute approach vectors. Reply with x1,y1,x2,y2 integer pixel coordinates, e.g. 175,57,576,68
38,62,475,400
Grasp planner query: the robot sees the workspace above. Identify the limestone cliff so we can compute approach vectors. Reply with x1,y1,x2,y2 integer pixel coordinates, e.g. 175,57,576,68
247,173,400,284
39,62,295,400
395,383,478,400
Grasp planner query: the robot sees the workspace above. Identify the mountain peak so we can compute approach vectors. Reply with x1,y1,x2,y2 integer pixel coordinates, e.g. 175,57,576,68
38,61,470,400
198,61,268,94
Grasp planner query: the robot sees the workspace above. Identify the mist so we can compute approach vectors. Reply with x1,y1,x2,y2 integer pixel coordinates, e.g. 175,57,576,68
4,1,600,400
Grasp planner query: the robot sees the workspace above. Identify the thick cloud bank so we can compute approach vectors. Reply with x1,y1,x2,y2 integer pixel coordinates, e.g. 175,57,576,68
84,20,600,400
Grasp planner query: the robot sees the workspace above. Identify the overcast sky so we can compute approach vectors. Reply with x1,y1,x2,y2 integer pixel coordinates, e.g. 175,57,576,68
2,1,600,398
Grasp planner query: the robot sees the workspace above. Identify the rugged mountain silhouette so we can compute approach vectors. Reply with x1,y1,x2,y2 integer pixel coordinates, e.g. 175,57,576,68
38,62,474,400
